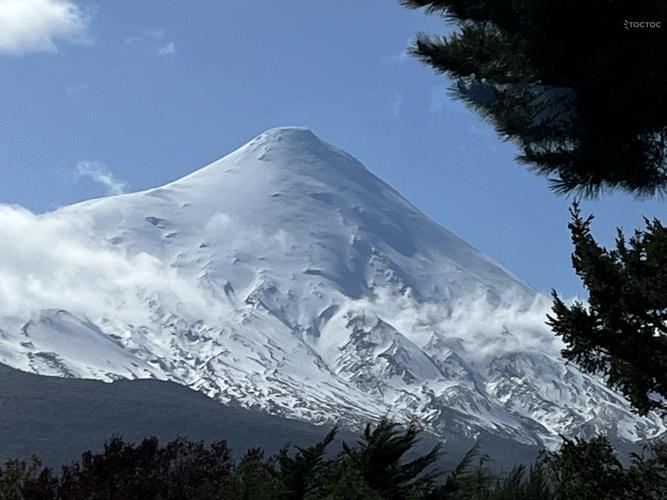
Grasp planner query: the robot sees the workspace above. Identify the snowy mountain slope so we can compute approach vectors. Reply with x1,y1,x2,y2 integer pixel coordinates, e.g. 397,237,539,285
0,127,663,447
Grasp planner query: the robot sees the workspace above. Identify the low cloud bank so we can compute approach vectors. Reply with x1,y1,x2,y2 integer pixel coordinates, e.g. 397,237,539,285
358,283,564,363
0,204,211,324
0,202,566,361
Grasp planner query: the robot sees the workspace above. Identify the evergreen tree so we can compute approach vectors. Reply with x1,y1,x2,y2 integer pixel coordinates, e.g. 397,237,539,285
424,443,503,500
546,436,627,500
0,457,56,500
56,435,233,499
318,461,384,500
222,448,278,500
401,0,667,197
276,427,337,500
545,436,667,499
626,441,667,498
548,204,667,415
333,418,441,499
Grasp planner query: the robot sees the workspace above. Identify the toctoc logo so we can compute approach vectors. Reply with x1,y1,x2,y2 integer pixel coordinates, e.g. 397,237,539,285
624,19,662,30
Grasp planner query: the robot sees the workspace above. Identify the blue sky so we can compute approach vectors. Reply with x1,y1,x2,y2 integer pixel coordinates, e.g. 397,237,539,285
0,0,664,298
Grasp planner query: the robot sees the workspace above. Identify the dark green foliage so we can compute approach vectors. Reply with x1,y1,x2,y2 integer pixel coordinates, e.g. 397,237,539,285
0,435,238,499
276,427,337,499
316,461,384,499
443,460,553,500
56,435,233,499
548,203,667,415
425,444,552,499
222,448,278,500
493,462,553,500
425,442,490,498
2,421,665,498
0,457,55,500
547,436,626,499
402,0,667,197
329,418,441,499
547,436,667,499
626,441,667,498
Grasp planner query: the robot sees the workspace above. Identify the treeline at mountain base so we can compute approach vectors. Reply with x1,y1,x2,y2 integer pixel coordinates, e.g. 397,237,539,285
1,419,665,500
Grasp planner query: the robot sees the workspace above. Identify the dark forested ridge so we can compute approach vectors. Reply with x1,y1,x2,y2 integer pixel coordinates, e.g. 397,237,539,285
0,364,539,469
0,362,337,467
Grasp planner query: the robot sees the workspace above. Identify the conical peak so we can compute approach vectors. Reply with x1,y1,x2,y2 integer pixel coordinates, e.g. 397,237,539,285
261,126,318,141
167,126,374,193
232,126,368,178
244,127,326,155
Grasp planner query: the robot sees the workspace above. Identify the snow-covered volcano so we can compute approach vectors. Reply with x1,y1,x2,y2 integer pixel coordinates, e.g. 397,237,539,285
0,127,663,447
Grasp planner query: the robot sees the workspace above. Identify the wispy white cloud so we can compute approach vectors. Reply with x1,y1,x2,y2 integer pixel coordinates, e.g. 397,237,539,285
124,28,164,45
392,91,404,116
75,161,126,196
157,41,175,56
0,0,89,56
381,39,411,65
125,28,175,56
381,51,409,65
66,82,87,95
430,86,456,114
